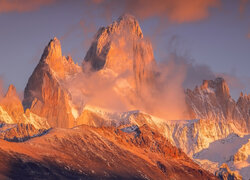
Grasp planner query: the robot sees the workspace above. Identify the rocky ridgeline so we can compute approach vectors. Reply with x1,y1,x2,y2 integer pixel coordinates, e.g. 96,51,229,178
186,77,249,133
0,14,248,179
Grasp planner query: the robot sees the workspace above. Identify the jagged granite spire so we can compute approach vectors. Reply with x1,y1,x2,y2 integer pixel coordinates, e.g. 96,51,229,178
0,84,24,123
201,77,230,98
186,77,249,132
5,84,18,98
83,14,155,97
83,14,152,71
22,37,80,128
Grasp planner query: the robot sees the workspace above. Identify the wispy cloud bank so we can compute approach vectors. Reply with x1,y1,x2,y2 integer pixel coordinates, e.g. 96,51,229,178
0,0,56,13
90,0,220,23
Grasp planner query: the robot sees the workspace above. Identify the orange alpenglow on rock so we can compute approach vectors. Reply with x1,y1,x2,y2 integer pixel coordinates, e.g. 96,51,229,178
0,84,24,124
23,37,80,128
84,14,156,92
23,14,157,128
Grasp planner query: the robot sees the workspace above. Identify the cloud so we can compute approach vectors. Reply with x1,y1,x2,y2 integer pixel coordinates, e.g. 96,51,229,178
239,0,250,14
218,73,245,90
90,0,220,23
0,0,56,13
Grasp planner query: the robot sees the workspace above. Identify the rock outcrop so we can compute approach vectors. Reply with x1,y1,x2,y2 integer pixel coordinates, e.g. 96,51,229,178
23,38,80,128
0,85,49,129
215,164,242,180
236,93,250,131
186,77,249,133
0,122,50,142
84,14,155,96
0,85,24,123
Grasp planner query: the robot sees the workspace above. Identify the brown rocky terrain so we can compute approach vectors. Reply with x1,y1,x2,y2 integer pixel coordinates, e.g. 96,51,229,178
0,124,217,180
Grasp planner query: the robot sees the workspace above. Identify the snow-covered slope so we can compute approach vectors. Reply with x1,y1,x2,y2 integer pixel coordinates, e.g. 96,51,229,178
78,105,241,154
72,104,249,179
194,134,250,179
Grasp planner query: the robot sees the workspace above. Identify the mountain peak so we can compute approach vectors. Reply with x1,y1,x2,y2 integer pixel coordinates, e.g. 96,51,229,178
201,77,230,98
94,14,143,42
40,37,62,63
5,84,18,98
115,14,143,38
117,14,138,24
84,14,151,71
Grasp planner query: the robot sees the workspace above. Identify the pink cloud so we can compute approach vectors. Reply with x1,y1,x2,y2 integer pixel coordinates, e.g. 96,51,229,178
0,0,56,13
239,0,250,14
91,0,220,23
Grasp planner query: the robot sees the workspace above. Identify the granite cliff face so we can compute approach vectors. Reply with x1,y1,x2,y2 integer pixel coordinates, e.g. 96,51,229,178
0,85,24,124
22,15,157,128
23,38,80,128
186,77,249,133
0,85,49,129
236,93,250,131
84,14,155,95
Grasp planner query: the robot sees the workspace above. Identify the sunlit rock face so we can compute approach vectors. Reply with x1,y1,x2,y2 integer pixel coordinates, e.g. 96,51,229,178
84,14,156,95
0,124,217,180
236,93,250,131
186,77,249,133
23,38,81,128
0,85,49,129
0,85,24,124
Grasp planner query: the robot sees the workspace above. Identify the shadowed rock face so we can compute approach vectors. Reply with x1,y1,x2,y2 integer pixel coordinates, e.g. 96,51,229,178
0,124,217,180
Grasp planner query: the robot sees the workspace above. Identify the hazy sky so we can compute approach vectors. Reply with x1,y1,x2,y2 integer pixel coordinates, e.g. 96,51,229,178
0,0,249,98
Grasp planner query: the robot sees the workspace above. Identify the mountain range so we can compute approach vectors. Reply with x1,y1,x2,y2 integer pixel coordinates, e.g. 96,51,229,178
0,14,249,180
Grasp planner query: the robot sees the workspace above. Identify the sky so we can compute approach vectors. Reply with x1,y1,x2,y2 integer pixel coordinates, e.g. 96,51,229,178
0,0,249,99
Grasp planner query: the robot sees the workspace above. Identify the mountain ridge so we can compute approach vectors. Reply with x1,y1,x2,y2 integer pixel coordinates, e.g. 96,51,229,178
0,14,249,179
